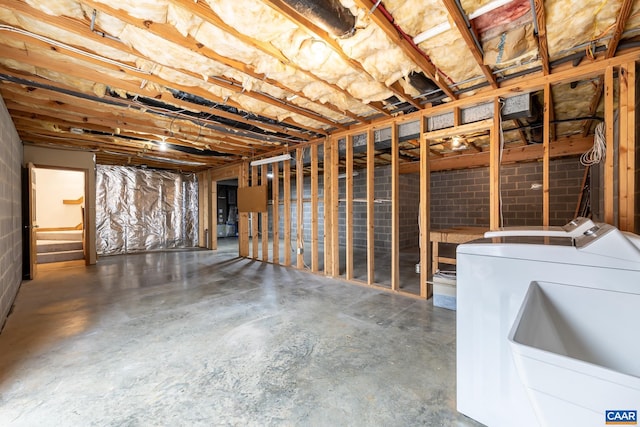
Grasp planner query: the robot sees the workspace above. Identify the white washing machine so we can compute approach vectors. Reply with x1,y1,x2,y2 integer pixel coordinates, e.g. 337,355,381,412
456,220,640,427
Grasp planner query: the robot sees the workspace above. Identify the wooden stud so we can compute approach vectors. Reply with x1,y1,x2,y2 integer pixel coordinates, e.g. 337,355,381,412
239,161,250,257
345,135,354,280
619,62,636,231
604,66,615,225
206,170,213,249
391,123,400,291
420,117,432,299
272,162,280,265
251,165,259,259
543,84,551,226
283,157,292,266
366,127,375,285
211,180,218,250
311,144,319,272
490,99,501,230
331,137,340,277
323,141,333,276
296,148,305,269
261,164,269,262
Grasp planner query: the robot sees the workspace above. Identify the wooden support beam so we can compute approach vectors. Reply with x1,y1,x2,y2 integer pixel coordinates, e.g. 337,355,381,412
345,135,354,280
399,136,594,173
366,127,375,285
211,181,218,250
169,0,388,117
543,84,551,226
311,144,319,272
251,165,259,259
441,0,498,88
419,118,431,299
619,61,636,231
296,148,305,269
239,161,250,257
425,119,493,140
272,162,280,265
490,99,501,229
533,0,550,75
606,0,634,58
604,66,615,225
261,164,269,262
283,158,291,266
331,137,340,277
391,123,400,291
323,141,332,275
351,0,457,100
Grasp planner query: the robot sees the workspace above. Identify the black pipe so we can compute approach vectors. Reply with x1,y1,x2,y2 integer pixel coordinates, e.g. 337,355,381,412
282,0,355,37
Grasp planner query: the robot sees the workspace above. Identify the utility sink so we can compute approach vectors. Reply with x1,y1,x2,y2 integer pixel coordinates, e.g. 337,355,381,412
508,281,640,427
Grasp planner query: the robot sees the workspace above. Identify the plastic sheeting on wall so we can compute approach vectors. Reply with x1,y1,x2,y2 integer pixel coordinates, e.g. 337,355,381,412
96,165,198,255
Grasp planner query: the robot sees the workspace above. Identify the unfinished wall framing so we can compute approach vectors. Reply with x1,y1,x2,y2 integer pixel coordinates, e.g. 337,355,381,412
218,58,637,299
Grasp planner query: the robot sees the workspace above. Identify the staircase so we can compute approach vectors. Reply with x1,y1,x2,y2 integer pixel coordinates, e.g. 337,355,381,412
36,230,84,264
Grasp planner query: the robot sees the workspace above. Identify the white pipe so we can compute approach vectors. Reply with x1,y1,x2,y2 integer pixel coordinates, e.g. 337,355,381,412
249,153,291,166
412,0,515,45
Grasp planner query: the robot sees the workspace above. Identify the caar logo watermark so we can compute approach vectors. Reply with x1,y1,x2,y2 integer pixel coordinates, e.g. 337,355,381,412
606,410,637,425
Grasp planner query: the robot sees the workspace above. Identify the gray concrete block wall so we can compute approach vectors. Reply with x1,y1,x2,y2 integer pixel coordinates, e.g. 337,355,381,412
430,157,585,229
277,165,420,251
0,95,23,328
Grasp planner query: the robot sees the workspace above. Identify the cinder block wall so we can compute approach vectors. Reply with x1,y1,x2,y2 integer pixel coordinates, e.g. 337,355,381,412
274,157,583,251
0,95,23,329
277,165,420,250
430,157,585,229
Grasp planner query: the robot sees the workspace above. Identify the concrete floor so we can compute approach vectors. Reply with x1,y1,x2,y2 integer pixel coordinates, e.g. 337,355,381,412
0,240,481,426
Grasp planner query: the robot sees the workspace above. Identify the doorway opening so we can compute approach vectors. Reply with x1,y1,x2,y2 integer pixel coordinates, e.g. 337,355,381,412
216,178,239,254
33,167,86,267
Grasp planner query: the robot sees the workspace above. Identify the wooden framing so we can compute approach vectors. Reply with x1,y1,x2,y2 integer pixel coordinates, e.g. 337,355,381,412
419,118,431,298
296,148,304,269
220,56,637,301
239,161,250,257
490,101,501,229
543,84,551,226
323,141,332,275
604,66,615,224
345,135,354,280
330,137,340,277
261,164,269,262
619,61,636,232
251,165,259,259
391,123,400,291
311,144,319,272
283,158,291,266
272,162,280,265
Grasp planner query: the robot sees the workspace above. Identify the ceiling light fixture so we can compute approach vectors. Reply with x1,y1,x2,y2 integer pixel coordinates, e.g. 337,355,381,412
451,136,468,151
250,153,292,166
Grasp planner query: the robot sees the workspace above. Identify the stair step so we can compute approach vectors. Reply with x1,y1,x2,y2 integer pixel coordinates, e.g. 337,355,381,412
37,240,83,253
36,230,83,241
37,249,84,264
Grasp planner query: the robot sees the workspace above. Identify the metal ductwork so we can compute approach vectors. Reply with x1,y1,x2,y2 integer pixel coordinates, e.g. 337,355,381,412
408,71,439,95
282,0,356,38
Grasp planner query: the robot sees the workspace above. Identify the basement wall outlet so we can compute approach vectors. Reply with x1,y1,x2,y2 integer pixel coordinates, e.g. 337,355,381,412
297,247,304,254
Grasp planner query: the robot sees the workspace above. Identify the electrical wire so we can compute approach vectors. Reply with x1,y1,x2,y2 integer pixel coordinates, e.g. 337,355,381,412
580,121,606,166
0,25,152,75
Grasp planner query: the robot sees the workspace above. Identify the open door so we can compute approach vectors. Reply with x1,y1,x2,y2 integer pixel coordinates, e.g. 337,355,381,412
25,162,38,279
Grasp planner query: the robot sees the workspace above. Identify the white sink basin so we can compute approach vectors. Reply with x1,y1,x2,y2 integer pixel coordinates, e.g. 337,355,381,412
508,281,640,427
